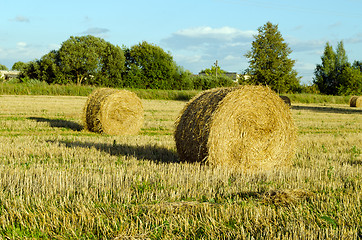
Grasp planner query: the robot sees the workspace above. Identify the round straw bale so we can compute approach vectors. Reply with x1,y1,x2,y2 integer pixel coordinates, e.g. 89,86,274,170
349,96,362,107
279,95,291,107
83,88,143,135
174,85,296,171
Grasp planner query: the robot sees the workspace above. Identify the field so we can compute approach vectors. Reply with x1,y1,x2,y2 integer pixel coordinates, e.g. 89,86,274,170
0,94,361,239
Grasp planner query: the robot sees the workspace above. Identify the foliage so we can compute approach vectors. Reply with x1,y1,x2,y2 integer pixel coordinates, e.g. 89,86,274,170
314,42,337,95
171,65,194,90
11,61,27,71
353,60,362,72
0,64,8,70
314,41,362,95
338,64,362,95
58,35,125,86
200,64,226,76
245,22,300,93
17,37,236,90
22,35,125,87
123,41,177,89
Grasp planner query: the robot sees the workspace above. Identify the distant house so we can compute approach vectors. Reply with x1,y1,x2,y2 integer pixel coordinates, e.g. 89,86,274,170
238,74,251,82
0,70,21,80
224,72,238,81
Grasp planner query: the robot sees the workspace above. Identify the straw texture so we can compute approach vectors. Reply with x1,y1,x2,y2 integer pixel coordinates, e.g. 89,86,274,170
83,88,143,135
349,96,362,107
175,85,296,171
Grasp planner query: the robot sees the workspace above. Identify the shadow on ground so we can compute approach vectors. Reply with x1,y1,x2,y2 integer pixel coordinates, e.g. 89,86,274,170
292,105,362,114
55,140,179,163
29,117,83,131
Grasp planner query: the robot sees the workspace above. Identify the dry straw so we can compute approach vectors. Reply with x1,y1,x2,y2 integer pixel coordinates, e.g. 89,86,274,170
175,85,297,171
83,88,143,135
349,96,362,108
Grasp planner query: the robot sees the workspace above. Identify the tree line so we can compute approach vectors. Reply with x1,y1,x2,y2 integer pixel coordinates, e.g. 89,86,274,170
314,41,362,95
4,36,235,90
2,22,361,95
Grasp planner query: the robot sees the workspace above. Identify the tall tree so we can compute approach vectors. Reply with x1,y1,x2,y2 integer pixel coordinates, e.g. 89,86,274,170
12,61,27,71
335,41,348,69
124,41,176,89
338,65,362,95
314,42,337,95
58,35,125,86
353,60,362,72
200,64,226,77
313,41,358,95
0,64,8,70
244,21,300,93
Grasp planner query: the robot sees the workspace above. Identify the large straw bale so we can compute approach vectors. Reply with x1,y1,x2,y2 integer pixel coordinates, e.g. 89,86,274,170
349,96,362,107
83,88,143,135
175,85,296,171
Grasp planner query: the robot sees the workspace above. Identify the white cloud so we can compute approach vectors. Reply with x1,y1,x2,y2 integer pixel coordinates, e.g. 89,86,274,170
285,37,326,52
161,26,256,50
82,27,110,36
11,16,30,23
160,26,256,73
224,55,240,61
160,26,347,84
0,42,59,68
346,32,362,44
17,42,28,48
175,26,256,40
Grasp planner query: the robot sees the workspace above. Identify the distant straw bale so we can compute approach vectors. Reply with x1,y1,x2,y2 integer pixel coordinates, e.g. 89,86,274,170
83,88,143,135
349,96,362,108
174,85,297,171
279,95,291,107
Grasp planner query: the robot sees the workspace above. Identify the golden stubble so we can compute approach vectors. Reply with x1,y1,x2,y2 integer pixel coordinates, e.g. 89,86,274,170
0,94,361,239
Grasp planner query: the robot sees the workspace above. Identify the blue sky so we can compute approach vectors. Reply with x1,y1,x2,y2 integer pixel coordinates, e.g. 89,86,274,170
1,0,361,84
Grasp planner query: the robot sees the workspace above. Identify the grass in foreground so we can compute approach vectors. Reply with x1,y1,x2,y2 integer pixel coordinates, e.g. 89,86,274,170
0,95,361,239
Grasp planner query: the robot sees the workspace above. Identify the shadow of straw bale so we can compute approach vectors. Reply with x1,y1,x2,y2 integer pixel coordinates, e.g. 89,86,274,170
29,117,83,131
261,189,314,206
56,140,179,163
292,105,362,114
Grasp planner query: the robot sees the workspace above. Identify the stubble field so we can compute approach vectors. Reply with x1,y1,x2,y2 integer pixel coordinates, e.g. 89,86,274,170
0,94,361,239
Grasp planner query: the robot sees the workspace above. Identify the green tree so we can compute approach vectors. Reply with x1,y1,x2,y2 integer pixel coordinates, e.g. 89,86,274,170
58,35,125,86
335,41,349,70
352,60,362,72
245,21,300,93
0,64,8,70
39,50,60,83
97,42,126,87
314,41,358,95
200,65,226,77
338,65,362,95
314,42,337,95
22,51,64,83
172,65,193,90
22,61,41,80
12,61,27,71
124,41,176,89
